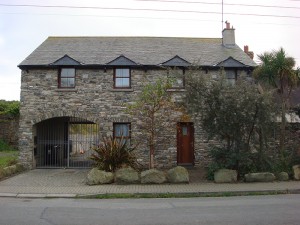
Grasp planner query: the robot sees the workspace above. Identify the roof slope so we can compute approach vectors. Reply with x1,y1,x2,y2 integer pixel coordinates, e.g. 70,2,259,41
19,36,256,67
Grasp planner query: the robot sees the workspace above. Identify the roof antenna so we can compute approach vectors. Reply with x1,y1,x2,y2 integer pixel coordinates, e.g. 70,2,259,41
222,0,224,30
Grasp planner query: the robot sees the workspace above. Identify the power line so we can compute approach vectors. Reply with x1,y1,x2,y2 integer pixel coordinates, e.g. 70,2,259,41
1,3,300,19
2,11,300,27
134,0,300,10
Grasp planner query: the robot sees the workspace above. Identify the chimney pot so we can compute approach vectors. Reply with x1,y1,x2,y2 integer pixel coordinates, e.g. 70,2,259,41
244,45,249,53
225,21,230,29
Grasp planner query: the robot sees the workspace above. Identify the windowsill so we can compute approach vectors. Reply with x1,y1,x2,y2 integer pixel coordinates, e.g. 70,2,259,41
111,88,134,92
56,88,78,92
167,88,186,92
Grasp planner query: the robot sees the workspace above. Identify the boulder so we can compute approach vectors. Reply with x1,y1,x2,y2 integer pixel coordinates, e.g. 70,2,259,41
15,163,25,173
245,172,276,182
141,169,166,184
214,169,237,183
115,167,140,184
293,165,300,180
86,168,114,185
277,172,289,181
2,166,14,176
167,166,189,183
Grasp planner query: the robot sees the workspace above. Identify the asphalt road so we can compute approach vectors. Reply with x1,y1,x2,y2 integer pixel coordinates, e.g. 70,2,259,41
0,194,299,225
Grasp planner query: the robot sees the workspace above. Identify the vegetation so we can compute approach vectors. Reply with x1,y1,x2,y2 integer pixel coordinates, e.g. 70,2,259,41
0,100,20,116
185,69,276,178
254,47,300,171
90,136,138,172
0,139,18,168
126,77,178,169
0,139,17,152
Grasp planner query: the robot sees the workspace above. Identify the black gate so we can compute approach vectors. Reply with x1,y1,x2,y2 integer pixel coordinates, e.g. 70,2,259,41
35,117,99,168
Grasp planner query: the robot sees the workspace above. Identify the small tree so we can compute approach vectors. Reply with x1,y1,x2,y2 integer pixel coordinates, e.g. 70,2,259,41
254,48,299,168
126,77,178,169
185,69,276,177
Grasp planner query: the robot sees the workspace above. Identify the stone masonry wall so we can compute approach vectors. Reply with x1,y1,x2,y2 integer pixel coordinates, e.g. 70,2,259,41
0,115,19,148
19,67,246,169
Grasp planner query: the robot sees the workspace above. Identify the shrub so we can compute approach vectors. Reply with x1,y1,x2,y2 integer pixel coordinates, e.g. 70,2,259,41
90,136,138,172
0,139,16,151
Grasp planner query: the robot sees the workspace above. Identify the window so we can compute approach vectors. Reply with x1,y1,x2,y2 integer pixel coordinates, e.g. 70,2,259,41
168,68,185,88
59,68,75,88
114,68,131,88
225,70,236,85
113,123,131,144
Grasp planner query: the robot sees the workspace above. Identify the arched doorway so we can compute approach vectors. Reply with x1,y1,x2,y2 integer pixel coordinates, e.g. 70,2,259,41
34,117,99,168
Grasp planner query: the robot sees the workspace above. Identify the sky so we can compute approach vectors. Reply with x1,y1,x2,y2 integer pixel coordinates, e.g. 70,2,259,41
0,0,299,100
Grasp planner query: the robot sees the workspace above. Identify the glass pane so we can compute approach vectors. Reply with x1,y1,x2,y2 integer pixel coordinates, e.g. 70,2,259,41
61,78,75,87
61,68,75,77
114,124,129,137
182,126,188,136
170,70,184,88
116,69,129,78
116,78,130,87
174,78,184,87
226,70,235,79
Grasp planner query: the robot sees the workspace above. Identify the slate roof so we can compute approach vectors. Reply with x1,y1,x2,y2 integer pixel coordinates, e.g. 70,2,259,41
19,36,256,67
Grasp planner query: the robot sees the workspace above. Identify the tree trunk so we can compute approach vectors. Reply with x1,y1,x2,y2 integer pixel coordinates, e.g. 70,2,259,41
279,99,286,155
149,147,154,169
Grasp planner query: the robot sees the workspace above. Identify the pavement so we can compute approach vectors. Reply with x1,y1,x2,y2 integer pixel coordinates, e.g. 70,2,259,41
0,169,299,198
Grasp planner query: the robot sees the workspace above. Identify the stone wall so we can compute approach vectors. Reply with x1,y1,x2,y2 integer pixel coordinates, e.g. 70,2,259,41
0,114,19,148
19,67,246,169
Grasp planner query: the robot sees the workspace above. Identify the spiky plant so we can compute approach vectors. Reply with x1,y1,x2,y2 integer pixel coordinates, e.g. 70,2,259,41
90,136,138,172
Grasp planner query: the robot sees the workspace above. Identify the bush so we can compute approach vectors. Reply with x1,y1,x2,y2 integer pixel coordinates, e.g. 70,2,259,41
206,145,275,180
0,139,16,151
0,100,19,116
90,136,138,172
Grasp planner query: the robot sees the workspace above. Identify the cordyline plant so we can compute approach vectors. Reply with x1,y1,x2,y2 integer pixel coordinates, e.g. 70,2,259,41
126,77,180,169
185,68,277,177
253,48,300,162
90,136,138,172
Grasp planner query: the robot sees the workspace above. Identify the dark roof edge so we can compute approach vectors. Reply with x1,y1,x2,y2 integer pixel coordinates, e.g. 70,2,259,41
18,64,256,70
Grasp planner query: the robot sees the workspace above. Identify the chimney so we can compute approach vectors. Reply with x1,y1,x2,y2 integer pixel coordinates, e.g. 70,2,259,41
244,45,254,59
222,21,235,47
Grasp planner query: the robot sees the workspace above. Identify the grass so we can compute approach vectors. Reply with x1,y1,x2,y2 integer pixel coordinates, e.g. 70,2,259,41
0,151,18,168
77,190,290,199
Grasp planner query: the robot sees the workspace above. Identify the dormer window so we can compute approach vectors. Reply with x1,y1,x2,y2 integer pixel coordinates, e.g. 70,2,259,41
59,68,75,88
114,68,131,88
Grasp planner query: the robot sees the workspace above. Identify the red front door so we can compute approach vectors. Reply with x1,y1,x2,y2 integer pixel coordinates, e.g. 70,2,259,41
177,122,194,165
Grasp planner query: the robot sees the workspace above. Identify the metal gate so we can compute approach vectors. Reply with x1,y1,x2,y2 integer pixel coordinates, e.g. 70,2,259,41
35,117,99,168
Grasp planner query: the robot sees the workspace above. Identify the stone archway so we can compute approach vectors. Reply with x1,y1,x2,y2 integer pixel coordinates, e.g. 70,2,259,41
34,116,99,168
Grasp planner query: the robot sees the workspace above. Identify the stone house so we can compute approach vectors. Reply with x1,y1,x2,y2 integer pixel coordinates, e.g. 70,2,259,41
18,22,256,169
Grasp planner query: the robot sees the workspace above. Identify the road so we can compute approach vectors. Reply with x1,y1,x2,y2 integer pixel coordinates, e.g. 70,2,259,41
0,194,299,225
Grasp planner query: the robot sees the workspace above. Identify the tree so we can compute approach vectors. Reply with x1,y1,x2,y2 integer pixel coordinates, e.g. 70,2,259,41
185,69,276,177
253,48,299,158
126,77,178,169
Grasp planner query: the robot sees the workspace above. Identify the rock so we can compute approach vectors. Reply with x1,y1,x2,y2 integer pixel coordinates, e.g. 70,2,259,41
277,172,289,181
15,163,25,173
245,172,276,182
293,165,300,180
115,167,140,184
86,168,114,185
214,169,237,183
2,166,14,176
167,166,189,183
141,169,166,184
